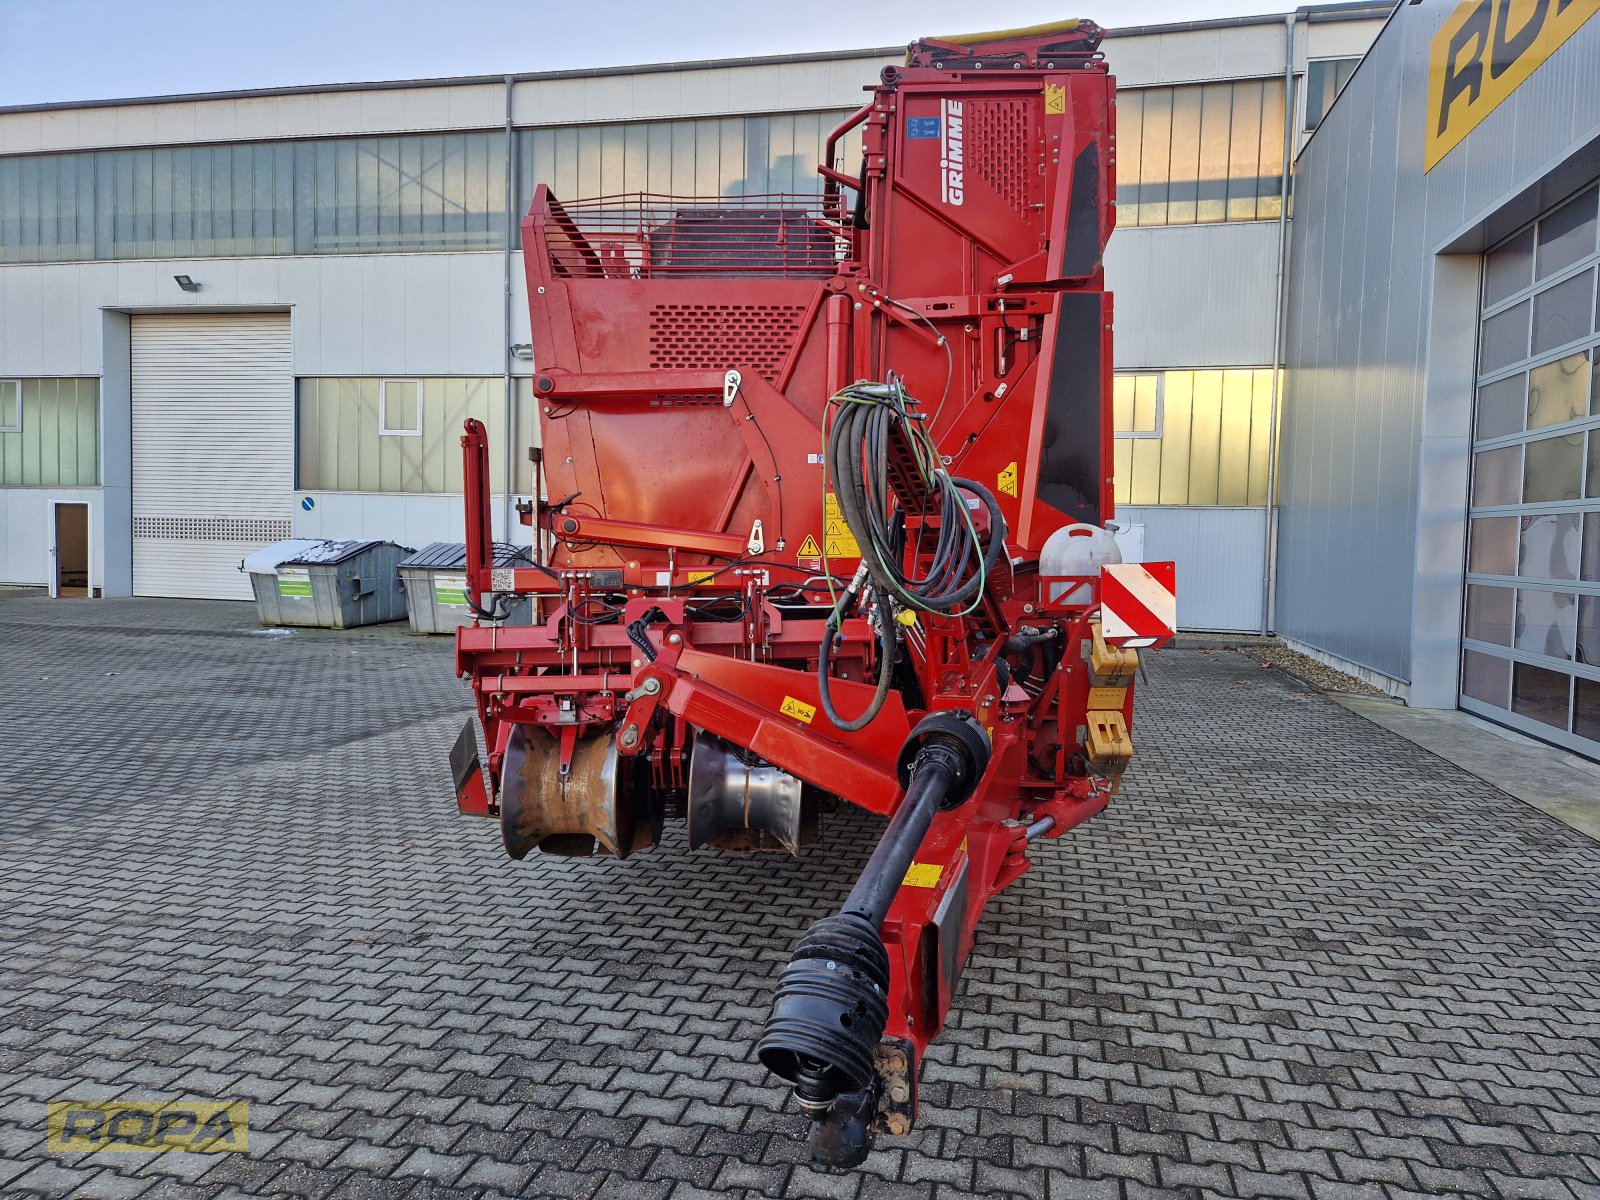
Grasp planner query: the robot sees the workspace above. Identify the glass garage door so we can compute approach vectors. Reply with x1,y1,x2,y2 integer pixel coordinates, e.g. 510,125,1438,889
1462,184,1600,758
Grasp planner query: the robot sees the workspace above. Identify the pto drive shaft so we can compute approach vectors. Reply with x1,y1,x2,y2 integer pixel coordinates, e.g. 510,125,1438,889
757,711,990,1164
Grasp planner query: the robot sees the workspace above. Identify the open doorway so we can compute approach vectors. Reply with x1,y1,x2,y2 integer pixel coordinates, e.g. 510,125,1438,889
53,503,90,598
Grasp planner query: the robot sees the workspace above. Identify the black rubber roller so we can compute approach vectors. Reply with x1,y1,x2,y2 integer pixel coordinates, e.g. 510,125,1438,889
758,912,890,1111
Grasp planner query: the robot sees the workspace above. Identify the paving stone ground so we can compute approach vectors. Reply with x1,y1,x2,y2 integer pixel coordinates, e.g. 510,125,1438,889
1,594,1598,1200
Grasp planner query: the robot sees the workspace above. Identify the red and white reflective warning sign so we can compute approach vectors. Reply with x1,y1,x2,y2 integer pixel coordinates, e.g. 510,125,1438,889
1100,562,1177,648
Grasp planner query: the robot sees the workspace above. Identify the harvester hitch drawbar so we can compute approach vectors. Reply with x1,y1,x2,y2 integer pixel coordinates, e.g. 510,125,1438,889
758,712,991,1167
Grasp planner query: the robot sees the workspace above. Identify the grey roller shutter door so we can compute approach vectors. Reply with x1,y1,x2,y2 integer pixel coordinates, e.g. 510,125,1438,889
131,314,293,599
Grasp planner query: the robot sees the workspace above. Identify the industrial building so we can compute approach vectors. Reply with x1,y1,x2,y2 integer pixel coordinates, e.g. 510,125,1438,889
0,5,1384,614
1281,0,1600,757
7,1,1597,762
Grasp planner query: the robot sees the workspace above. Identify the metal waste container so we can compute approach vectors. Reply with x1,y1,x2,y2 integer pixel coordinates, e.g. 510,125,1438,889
242,538,329,627
244,539,411,629
397,542,531,634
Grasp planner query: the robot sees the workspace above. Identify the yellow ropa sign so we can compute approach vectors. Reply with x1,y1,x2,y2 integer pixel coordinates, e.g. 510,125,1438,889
47,1101,248,1153
1426,0,1600,172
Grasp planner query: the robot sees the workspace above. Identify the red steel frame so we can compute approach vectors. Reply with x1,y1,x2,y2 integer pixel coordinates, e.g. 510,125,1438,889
453,19,1146,1121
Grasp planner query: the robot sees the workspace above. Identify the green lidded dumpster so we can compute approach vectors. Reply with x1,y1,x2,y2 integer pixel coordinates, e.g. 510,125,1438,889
396,542,531,634
243,538,411,629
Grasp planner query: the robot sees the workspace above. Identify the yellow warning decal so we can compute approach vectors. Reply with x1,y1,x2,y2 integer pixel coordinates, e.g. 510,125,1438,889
823,493,861,558
797,534,822,558
780,695,817,724
998,461,1018,497
1045,82,1066,115
903,862,943,888
688,570,716,585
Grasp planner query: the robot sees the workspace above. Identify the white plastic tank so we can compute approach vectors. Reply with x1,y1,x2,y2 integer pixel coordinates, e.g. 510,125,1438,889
1039,522,1122,605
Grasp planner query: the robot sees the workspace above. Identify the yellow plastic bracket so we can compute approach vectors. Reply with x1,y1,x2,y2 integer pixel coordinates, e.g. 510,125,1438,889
1087,685,1128,711
1089,619,1139,683
1085,709,1133,770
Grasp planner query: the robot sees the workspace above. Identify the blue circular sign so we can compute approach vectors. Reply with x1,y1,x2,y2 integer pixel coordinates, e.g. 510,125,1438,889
300,496,315,511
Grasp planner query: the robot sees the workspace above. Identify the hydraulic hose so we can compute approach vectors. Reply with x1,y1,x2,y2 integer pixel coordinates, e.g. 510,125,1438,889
817,615,897,732
823,381,1008,616
815,380,1007,733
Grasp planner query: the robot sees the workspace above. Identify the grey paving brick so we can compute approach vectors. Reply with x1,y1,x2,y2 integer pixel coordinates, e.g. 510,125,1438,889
69,1171,162,1200
255,1161,351,1199
454,1156,540,1195
393,1147,475,1186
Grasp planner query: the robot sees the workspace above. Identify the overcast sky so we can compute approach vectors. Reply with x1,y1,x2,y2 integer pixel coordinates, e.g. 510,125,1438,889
0,0,1318,107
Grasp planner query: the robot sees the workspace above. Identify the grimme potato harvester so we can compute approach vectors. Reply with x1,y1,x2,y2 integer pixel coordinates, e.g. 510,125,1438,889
449,19,1176,1166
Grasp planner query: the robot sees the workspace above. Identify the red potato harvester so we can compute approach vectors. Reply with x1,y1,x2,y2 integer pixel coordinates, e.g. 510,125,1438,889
448,18,1177,1167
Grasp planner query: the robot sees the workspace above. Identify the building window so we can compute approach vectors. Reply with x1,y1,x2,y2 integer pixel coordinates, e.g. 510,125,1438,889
297,376,535,495
1462,183,1600,755
378,380,423,436
303,134,504,255
0,378,99,486
0,131,504,263
0,112,862,265
0,380,20,433
1114,80,1286,227
1113,373,1163,437
1304,58,1360,132
1112,368,1276,506
515,110,859,245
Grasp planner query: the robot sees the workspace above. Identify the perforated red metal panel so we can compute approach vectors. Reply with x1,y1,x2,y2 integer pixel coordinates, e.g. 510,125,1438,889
647,303,808,382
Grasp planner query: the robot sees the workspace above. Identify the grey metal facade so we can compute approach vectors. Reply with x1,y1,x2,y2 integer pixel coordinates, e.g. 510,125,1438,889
1279,2,1600,708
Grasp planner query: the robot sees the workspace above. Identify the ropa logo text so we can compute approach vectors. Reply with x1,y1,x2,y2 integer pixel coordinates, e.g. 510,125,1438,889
940,99,965,207
47,1101,249,1153
1425,0,1600,171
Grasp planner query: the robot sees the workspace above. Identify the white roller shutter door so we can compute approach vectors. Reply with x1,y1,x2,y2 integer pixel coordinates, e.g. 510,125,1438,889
131,314,294,599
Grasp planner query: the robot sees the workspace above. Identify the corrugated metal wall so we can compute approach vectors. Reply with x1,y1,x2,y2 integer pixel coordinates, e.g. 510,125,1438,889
1106,223,1280,368
1278,6,1600,688
1119,505,1266,632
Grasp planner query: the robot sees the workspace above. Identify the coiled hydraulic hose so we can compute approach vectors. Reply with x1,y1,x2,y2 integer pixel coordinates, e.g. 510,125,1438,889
814,380,1007,731
823,380,1006,616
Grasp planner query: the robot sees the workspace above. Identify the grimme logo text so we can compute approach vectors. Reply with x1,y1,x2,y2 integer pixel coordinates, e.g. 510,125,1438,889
940,99,965,206
47,1101,249,1153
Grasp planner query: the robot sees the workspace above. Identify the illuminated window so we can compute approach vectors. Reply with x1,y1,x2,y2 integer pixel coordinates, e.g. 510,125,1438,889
1112,368,1276,506
1115,81,1286,227
1113,373,1162,437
